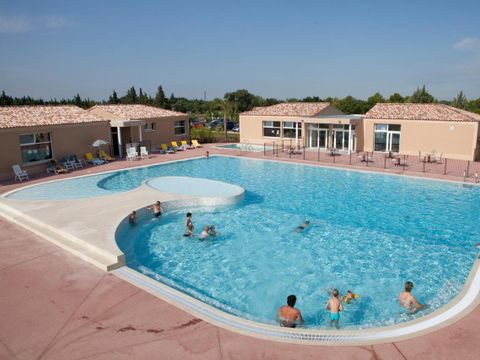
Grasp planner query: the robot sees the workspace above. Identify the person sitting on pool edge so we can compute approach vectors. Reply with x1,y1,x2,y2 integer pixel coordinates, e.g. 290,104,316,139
398,281,425,314
277,294,304,328
129,210,137,225
325,288,343,329
184,212,194,237
295,220,310,232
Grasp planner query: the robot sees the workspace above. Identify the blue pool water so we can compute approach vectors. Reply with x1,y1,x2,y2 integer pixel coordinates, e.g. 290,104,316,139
8,156,480,328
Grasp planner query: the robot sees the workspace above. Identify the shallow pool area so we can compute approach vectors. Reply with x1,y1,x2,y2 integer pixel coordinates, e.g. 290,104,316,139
215,143,271,152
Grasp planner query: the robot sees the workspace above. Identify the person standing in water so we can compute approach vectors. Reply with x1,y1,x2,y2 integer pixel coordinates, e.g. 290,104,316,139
398,281,425,314
277,295,304,328
184,212,194,236
325,288,343,329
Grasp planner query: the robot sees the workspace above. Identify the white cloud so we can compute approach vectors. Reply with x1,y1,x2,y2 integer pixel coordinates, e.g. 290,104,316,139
453,37,480,52
0,16,31,34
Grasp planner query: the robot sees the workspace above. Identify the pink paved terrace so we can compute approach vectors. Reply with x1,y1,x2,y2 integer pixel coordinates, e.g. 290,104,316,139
1,145,480,359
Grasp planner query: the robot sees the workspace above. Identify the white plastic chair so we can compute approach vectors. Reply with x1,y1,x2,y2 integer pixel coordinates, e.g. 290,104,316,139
140,146,149,159
12,164,29,182
126,147,138,161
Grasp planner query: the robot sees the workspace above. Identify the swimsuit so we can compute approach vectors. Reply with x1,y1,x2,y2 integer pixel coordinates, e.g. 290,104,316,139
330,312,340,321
154,212,161,218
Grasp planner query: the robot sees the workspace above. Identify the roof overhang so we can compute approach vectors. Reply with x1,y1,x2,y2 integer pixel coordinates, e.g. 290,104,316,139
306,115,363,125
109,119,145,127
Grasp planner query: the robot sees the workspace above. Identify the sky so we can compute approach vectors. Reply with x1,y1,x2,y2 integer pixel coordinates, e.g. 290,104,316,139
1,0,479,101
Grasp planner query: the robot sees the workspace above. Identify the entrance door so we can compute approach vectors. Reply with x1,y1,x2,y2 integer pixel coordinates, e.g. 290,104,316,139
308,129,328,149
111,128,119,156
388,132,401,153
333,130,348,151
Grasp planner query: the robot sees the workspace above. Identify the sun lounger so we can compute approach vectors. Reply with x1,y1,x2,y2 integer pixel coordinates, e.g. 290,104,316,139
71,155,83,169
161,144,175,154
181,140,194,150
171,141,184,151
191,139,203,148
46,159,68,175
84,152,105,165
12,164,29,182
99,150,115,162
62,159,75,171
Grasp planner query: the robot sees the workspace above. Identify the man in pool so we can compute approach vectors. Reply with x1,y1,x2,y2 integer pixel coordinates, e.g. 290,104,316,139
277,295,304,328
295,220,310,232
184,212,194,237
398,281,425,314
325,288,343,329
205,151,209,159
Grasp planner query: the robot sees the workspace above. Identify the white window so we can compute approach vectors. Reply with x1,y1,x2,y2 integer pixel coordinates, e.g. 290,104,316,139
144,122,156,131
283,122,302,138
174,120,186,135
263,121,281,137
374,124,401,152
19,132,53,164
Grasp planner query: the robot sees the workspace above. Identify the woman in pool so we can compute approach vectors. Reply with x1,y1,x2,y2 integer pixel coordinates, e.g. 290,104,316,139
295,220,310,232
129,210,137,225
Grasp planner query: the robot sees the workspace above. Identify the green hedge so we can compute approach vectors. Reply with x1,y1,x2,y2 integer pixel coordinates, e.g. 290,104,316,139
190,128,239,143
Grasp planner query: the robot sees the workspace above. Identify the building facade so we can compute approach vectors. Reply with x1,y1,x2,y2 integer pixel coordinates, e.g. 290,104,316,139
240,103,363,152
0,106,110,180
88,105,189,156
363,104,480,161
240,102,480,161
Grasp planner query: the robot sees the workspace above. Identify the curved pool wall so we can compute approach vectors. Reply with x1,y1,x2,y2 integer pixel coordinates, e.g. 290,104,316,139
3,155,480,344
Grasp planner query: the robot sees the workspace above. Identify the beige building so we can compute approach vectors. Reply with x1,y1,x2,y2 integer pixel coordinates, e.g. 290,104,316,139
363,103,480,161
240,102,363,152
88,104,189,157
0,106,110,180
240,102,480,161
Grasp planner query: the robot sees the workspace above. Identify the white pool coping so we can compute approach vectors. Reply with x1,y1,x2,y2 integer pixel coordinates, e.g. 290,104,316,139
1,154,480,345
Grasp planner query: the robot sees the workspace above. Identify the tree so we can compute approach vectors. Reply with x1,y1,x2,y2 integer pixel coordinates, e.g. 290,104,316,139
73,94,82,107
410,85,436,103
452,91,468,109
387,93,405,103
154,86,166,108
224,89,261,117
336,96,369,114
123,86,138,104
367,92,385,106
138,88,149,104
302,96,322,102
108,90,119,104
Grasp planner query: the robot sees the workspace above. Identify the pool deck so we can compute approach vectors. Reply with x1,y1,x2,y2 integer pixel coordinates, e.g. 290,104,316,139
1,144,480,359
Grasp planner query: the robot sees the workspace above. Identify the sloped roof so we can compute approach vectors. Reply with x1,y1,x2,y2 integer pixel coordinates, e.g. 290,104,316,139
0,105,107,129
91,104,187,119
241,102,332,117
365,103,480,122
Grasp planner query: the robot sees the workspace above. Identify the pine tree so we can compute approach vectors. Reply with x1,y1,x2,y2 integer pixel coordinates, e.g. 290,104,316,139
410,85,436,103
138,88,149,104
452,91,468,109
153,86,166,108
108,90,119,104
123,86,137,104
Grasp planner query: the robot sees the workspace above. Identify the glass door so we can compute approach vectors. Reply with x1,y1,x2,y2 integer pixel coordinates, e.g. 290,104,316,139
388,132,401,152
319,129,328,149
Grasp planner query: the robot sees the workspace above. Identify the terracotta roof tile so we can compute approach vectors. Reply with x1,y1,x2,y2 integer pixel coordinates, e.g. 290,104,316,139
365,103,480,122
92,104,187,119
241,102,332,117
0,105,107,129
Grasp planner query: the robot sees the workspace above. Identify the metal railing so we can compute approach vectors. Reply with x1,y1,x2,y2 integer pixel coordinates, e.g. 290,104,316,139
263,142,480,182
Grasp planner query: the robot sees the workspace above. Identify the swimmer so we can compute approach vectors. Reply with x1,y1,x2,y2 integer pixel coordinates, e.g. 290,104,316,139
341,290,358,304
295,220,310,232
208,225,217,236
325,288,343,329
199,225,210,240
398,281,425,314
184,212,194,237
205,151,210,159
277,295,304,328
148,201,163,218
129,210,137,225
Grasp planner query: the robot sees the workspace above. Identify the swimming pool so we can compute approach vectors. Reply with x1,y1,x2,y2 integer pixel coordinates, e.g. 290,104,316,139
215,143,270,152
6,156,480,329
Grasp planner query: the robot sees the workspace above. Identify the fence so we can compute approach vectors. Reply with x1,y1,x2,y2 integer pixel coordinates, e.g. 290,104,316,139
263,141,480,182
